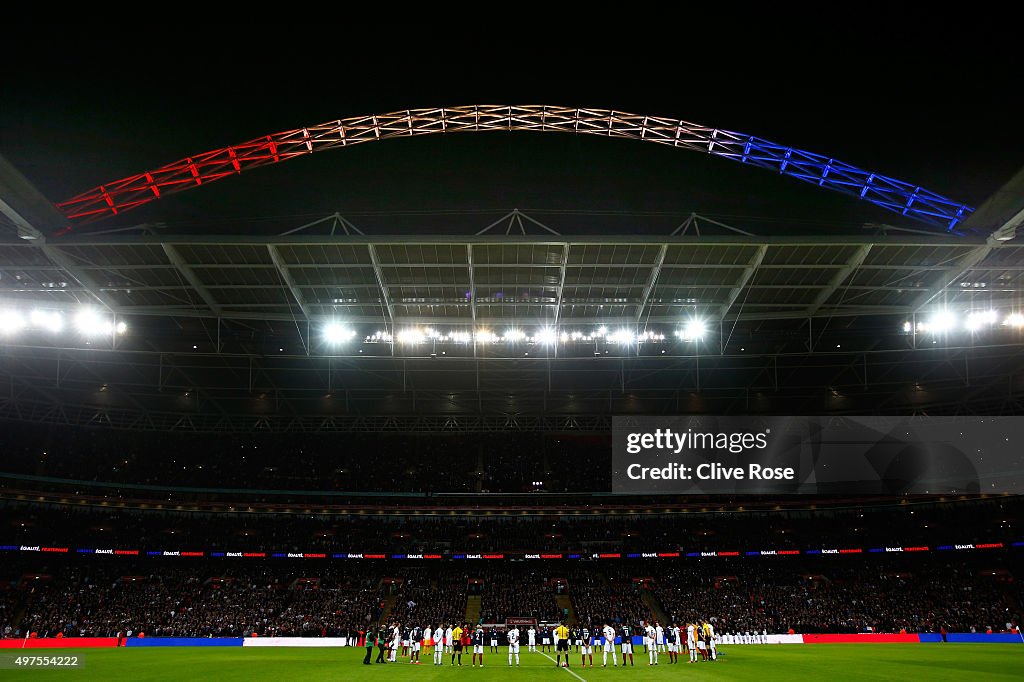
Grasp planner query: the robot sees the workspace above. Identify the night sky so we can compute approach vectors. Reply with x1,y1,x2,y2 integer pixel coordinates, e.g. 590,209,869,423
1,21,1020,236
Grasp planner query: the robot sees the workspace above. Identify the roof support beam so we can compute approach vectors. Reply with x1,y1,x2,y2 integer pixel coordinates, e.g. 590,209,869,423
719,245,768,319
110,307,912,325
267,245,312,320
912,238,1012,312
466,244,477,324
913,166,1024,313
805,244,872,317
32,247,122,311
0,201,120,311
0,154,120,311
367,244,396,328
162,243,222,315
553,243,570,326
635,244,668,322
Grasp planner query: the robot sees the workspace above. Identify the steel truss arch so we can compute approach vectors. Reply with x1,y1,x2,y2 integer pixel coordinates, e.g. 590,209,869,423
55,105,973,232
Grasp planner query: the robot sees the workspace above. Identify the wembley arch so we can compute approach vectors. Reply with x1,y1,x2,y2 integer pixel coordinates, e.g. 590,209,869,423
56,105,973,232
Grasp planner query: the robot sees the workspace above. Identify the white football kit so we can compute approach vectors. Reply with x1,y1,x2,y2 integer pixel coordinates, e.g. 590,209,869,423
602,625,618,666
507,628,520,665
646,625,658,664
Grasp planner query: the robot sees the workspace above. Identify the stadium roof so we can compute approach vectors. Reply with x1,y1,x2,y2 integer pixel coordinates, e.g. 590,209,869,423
0,224,1020,326
1,155,1023,430
0,72,1022,433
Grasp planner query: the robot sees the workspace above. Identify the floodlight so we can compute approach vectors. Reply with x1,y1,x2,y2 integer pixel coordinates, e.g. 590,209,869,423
0,310,26,335
683,318,706,340
964,310,997,332
1004,313,1024,328
475,329,498,343
323,323,356,343
535,328,558,345
608,328,634,344
74,309,114,337
396,328,425,344
30,309,63,333
928,311,956,334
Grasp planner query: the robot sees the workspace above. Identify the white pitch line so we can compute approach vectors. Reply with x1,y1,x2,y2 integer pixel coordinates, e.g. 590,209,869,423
538,651,588,682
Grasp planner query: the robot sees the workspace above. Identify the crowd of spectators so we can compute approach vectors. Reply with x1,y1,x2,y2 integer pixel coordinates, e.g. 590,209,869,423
478,567,561,624
649,557,1020,634
1,423,602,494
0,554,1018,639
388,565,468,630
2,496,1018,556
569,566,653,628
3,562,382,639
0,422,1020,640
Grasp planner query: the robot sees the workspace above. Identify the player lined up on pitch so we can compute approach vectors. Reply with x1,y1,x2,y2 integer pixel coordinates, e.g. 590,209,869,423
360,618,720,668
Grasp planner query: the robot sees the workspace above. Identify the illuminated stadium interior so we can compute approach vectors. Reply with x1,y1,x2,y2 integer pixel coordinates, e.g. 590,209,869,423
0,27,1022,669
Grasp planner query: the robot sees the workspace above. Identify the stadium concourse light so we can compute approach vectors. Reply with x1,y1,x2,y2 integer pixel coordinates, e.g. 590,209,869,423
322,323,356,344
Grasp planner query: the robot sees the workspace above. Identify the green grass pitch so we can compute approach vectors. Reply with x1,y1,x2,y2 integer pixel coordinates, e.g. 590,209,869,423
0,644,1019,681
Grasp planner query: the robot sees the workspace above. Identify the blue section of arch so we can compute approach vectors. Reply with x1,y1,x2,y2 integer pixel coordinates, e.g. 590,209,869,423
714,133,972,232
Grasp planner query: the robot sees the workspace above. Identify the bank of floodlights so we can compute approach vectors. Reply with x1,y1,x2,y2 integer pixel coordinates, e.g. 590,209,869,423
905,309,1022,335
357,323,701,347
0,305,126,339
